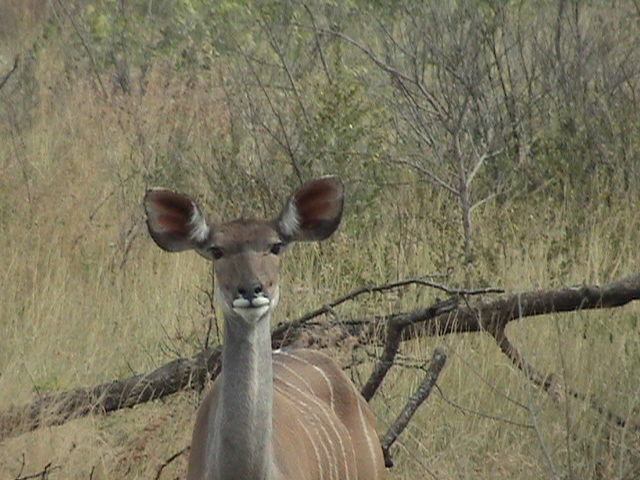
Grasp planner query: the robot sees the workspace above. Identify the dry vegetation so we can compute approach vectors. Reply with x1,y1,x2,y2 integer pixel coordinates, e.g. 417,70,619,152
1,1,640,479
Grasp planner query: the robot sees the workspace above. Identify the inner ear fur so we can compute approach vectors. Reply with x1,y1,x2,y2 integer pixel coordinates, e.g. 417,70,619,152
144,189,211,252
277,176,344,242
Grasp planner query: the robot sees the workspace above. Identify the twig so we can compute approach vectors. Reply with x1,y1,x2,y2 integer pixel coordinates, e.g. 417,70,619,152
380,347,447,467
528,392,559,478
15,453,25,479
454,353,530,411
490,323,633,428
391,159,460,196
361,298,458,401
435,384,534,429
50,0,109,99
276,277,501,334
236,37,302,182
257,12,312,128
554,314,574,479
0,55,19,91
301,2,332,84
15,462,61,480
491,325,558,396
154,446,190,480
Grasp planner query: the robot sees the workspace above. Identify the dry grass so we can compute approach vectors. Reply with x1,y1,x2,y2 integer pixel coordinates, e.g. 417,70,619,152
1,17,640,480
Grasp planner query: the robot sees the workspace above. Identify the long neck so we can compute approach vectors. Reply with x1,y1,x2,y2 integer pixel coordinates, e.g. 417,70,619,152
212,311,275,480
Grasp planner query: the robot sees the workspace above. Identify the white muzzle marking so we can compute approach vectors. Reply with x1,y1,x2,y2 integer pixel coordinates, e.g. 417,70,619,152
232,296,270,323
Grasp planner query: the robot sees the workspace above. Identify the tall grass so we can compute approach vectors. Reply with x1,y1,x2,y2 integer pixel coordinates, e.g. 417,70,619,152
1,4,639,479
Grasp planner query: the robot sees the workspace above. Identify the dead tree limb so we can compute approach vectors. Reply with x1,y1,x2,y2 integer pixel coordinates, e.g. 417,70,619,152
14,462,60,480
493,327,633,428
383,272,640,340
1,273,638,441
0,55,19,91
154,446,190,480
0,346,221,442
273,277,501,333
380,347,448,468
361,298,457,402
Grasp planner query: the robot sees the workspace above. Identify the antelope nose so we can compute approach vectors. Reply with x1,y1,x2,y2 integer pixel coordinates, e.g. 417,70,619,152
238,283,264,300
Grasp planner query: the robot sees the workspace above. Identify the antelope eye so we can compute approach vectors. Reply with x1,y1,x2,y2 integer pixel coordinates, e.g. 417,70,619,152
270,242,285,255
208,246,224,260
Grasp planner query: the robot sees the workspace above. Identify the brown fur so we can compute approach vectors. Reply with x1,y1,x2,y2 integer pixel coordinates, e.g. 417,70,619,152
188,349,386,480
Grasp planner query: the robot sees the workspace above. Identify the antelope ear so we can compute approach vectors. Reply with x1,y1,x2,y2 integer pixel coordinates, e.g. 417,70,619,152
277,176,344,242
144,189,211,252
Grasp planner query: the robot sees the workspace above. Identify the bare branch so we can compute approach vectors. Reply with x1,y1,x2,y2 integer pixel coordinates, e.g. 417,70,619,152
386,272,640,340
436,385,534,429
322,29,416,85
257,13,312,128
14,462,61,480
361,299,457,402
0,55,19,91
301,3,332,84
50,0,109,99
0,346,222,442
277,277,501,333
491,324,560,397
154,447,190,480
465,152,488,187
380,347,447,467
469,191,500,213
390,159,460,196
1,273,637,441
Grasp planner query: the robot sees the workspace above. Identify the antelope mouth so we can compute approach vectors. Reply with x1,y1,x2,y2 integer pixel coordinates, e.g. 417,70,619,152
232,296,270,309
232,296,270,321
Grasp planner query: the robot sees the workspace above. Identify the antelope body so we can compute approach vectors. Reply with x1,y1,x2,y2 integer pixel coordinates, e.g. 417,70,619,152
144,177,386,480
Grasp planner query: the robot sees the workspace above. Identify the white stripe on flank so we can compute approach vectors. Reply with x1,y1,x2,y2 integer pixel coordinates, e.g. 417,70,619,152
278,351,356,478
275,356,352,480
274,381,334,479
274,384,323,479
356,397,379,480
275,363,338,479
280,350,335,410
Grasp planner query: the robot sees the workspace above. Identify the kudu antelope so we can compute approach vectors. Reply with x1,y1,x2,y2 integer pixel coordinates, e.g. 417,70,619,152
144,176,386,480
